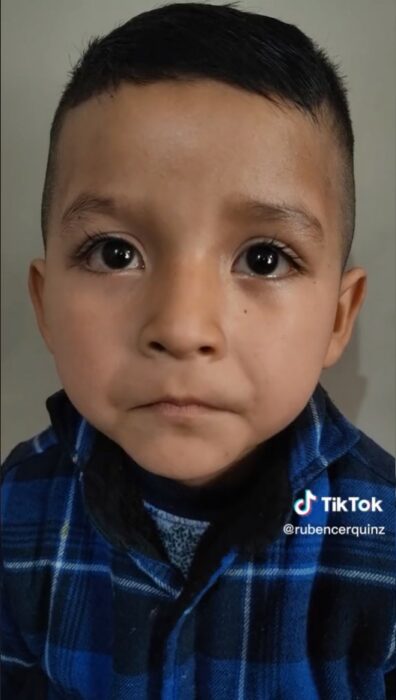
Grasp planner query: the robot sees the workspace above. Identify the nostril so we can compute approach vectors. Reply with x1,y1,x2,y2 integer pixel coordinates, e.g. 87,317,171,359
200,346,213,355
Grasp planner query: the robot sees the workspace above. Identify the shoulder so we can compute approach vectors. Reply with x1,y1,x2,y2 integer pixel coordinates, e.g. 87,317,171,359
317,385,394,486
1,426,63,487
324,428,395,509
345,428,395,485
2,426,59,476
317,384,394,486
321,428,395,540
1,427,75,527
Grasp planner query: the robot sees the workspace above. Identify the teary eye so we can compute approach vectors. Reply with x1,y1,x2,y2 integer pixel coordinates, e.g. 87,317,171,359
71,233,144,273
233,240,301,278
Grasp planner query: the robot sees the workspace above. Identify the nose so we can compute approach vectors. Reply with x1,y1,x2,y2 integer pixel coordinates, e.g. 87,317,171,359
138,262,227,361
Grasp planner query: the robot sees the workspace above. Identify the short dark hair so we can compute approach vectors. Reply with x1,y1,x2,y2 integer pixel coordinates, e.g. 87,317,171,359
41,1,355,266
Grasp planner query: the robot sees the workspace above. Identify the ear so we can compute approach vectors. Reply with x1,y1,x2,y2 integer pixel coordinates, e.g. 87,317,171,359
28,258,54,354
322,267,367,369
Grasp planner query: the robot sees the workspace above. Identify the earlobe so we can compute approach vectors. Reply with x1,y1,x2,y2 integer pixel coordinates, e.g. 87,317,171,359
28,258,54,354
322,267,367,369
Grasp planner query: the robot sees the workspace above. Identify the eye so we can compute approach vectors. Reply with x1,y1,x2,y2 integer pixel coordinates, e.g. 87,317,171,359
72,233,144,273
233,240,300,278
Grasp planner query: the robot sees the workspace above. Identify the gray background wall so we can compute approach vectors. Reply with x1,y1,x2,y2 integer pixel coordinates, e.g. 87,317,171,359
1,0,395,458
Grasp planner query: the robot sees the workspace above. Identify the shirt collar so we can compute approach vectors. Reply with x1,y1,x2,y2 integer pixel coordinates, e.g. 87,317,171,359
45,390,96,468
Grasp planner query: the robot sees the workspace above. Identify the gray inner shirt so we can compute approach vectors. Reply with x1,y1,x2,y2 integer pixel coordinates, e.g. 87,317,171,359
143,500,210,578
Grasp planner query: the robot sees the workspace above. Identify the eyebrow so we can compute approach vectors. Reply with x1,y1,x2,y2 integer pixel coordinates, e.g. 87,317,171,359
60,191,324,243
60,193,119,230
228,197,324,243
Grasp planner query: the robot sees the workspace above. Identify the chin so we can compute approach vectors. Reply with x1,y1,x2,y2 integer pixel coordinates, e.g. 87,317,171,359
121,437,237,484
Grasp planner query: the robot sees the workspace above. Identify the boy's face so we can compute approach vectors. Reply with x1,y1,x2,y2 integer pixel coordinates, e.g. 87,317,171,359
29,80,366,486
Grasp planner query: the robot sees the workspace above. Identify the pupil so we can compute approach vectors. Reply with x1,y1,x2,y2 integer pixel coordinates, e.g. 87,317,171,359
246,244,278,274
102,240,134,269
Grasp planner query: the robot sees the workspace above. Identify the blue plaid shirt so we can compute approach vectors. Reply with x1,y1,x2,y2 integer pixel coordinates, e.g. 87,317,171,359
1,384,395,699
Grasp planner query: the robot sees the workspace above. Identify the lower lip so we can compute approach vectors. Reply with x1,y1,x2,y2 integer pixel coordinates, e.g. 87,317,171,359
141,402,217,417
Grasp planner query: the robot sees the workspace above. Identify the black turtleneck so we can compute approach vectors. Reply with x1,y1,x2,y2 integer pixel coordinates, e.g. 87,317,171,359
126,445,269,522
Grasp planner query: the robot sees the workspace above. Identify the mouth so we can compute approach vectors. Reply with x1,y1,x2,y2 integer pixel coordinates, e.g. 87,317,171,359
138,395,224,418
141,402,217,417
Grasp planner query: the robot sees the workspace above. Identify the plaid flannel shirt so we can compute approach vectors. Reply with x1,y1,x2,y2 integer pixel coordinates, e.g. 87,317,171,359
1,383,395,699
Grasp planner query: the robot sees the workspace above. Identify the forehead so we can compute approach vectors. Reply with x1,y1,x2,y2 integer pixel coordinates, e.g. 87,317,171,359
51,80,342,246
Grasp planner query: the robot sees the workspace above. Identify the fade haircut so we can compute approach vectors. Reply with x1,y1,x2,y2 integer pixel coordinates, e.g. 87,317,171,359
41,1,355,267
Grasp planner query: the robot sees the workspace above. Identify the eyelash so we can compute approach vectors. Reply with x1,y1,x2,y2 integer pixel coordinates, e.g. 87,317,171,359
71,231,130,264
69,230,303,274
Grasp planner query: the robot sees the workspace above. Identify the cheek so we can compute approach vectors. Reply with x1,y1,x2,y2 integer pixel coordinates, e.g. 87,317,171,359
238,286,337,424
45,281,123,393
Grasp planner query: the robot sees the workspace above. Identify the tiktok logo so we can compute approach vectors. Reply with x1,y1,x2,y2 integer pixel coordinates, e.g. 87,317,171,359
292,490,383,517
293,489,317,516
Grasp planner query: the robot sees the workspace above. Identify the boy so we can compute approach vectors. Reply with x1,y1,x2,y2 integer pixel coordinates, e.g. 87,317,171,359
1,3,395,698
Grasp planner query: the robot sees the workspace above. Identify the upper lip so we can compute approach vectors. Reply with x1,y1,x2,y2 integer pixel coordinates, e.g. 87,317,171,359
142,395,220,409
